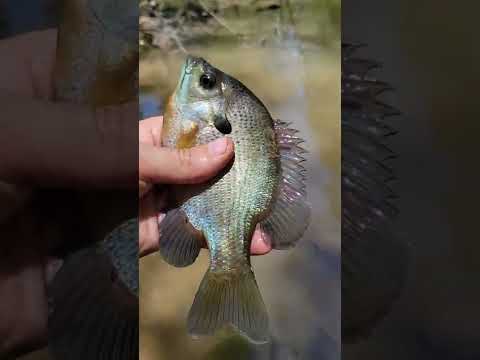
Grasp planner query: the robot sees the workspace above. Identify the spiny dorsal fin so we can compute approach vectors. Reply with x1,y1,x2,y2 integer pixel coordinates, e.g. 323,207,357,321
259,119,311,249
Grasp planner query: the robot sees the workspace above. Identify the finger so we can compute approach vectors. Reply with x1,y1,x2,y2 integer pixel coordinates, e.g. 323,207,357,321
251,226,272,255
0,256,48,357
139,192,160,257
139,116,163,147
139,180,152,198
138,116,164,197
45,258,64,284
0,29,56,99
139,137,234,185
0,99,138,187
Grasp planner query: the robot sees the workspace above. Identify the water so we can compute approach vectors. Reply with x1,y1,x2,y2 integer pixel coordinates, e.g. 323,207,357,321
140,94,163,119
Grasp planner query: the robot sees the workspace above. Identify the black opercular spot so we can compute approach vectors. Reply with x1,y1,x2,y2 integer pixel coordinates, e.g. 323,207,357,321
199,73,216,90
214,115,232,134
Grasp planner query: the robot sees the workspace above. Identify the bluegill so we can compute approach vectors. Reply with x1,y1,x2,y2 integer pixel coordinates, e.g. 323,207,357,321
160,56,310,343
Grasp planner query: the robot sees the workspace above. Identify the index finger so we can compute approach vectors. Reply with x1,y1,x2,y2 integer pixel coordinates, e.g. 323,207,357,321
139,116,163,147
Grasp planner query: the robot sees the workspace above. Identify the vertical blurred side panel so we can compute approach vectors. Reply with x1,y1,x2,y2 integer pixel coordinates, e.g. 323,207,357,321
47,1,139,359
341,41,408,342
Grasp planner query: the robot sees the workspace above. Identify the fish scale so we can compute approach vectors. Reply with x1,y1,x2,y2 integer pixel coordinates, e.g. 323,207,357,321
208,137,274,271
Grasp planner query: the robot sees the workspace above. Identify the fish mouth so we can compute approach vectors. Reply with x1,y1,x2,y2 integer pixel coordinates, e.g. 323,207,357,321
178,55,206,92
184,55,206,74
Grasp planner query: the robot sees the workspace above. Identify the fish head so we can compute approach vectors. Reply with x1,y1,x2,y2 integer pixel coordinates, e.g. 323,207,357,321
175,56,229,130
163,56,231,149
177,56,224,101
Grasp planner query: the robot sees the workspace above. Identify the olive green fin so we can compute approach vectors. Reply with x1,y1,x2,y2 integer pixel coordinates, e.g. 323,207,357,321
159,208,202,267
259,119,310,249
187,269,270,344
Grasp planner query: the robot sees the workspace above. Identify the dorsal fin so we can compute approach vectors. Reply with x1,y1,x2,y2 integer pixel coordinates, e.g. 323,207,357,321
259,119,311,249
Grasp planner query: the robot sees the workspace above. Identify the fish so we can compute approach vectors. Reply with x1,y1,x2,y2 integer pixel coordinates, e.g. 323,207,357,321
160,56,311,343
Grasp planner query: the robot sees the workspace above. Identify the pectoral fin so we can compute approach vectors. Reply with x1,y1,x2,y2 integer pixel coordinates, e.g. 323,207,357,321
259,119,311,249
159,208,203,267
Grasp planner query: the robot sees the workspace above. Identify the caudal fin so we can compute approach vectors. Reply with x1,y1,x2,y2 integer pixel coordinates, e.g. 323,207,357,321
187,268,270,344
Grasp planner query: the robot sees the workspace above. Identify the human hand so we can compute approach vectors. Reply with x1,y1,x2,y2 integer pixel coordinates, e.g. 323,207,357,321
0,29,138,358
0,29,138,188
0,212,63,358
138,116,272,257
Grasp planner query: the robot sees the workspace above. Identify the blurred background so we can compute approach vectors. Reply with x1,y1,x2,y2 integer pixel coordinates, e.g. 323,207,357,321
343,1,480,359
139,1,340,359
2,2,56,359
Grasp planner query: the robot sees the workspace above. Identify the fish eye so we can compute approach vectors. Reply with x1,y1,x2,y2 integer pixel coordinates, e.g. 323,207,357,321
199,73,216,90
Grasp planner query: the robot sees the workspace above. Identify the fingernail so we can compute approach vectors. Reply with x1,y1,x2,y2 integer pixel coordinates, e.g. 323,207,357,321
208,137,228,156
158,213,166,223
260,230,271,247
45,258,64,284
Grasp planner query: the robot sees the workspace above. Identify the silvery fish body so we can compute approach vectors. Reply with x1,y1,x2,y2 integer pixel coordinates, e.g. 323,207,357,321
161,56,310,343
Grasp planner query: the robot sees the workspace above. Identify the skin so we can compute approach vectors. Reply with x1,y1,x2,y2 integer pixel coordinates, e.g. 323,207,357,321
0,30,271,357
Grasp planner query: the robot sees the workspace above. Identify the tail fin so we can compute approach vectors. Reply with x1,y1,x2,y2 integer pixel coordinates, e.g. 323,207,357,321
187,268,270,344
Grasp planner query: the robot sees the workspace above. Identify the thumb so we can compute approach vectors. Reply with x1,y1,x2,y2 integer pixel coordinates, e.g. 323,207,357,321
139,137,234,185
